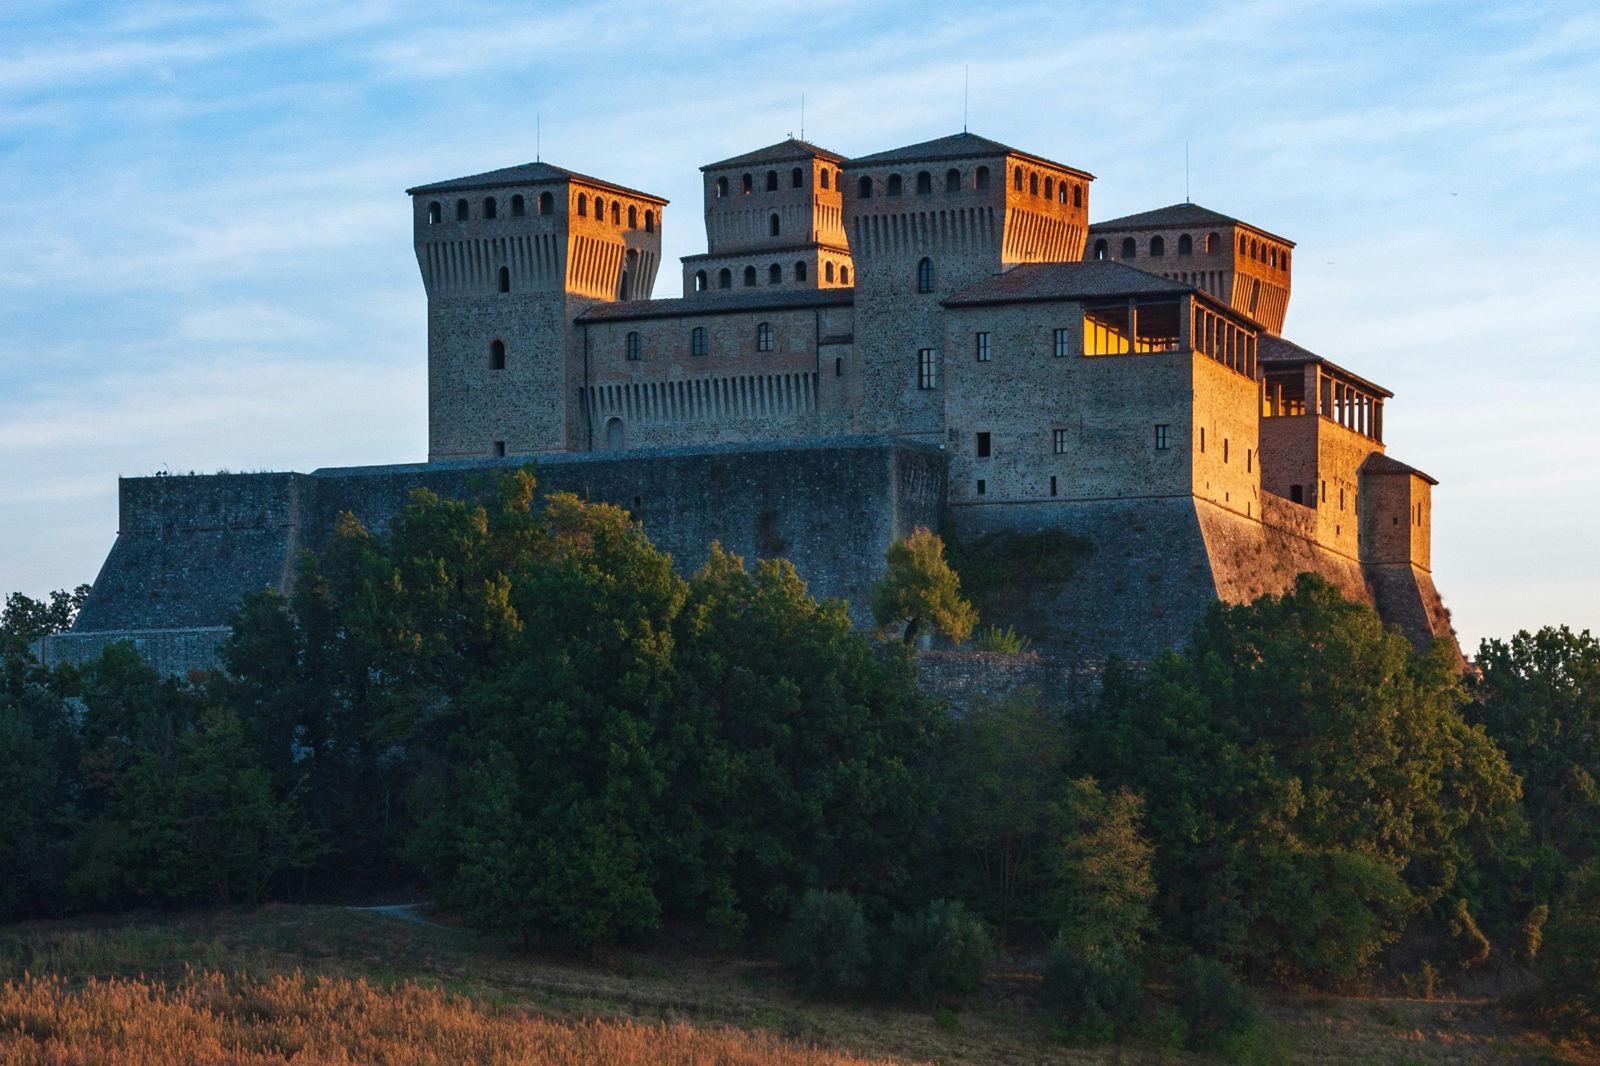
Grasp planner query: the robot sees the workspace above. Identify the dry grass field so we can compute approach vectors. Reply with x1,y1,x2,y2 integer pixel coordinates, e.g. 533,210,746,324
0,904,1591,1065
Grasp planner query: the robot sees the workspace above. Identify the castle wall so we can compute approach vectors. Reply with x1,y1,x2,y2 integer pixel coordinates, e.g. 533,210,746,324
1190,348,1262,519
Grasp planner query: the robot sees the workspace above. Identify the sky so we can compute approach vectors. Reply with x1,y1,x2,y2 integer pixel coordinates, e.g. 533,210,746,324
1,0,1597,650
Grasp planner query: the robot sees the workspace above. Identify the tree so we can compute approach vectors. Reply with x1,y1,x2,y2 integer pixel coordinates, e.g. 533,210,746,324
1048,777,1156,958
1538,859,1600,1033
871,527,976,646
0,585,90,654
0,653,80,919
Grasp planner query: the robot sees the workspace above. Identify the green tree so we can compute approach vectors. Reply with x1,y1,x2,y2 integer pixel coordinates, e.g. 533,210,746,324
1538,858,1600,1033
1049,777,1156,958
0,585,90,655
0,653,80,919
871,527,977,645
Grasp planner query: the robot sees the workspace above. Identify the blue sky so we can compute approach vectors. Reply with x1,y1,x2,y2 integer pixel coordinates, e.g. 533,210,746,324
2,0,1597,649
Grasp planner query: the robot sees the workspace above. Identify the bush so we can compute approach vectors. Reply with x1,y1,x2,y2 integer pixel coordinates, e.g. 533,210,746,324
1447,898,1491,970
973,624,1031,655
1173,954,1262,1052
1040,946,1144,1044
1538,860,1600,1031
876,900,995,1005
1521,902,1550,963
780,891,872,997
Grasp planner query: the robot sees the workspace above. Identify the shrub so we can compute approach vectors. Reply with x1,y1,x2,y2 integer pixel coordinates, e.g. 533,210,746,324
1173,954,1262,1052
1521,902,1550,963
973,624,1031,655
876,900,995,1005
1040,945,1144,1044
1447,898,1491,970
1538,860,1600,1031
781,891,872,997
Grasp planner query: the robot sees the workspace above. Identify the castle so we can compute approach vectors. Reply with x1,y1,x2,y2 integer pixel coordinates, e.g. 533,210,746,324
42,131,1455,675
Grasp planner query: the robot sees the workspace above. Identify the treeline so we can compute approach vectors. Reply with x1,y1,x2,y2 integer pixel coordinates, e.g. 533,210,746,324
1,471,1597,1041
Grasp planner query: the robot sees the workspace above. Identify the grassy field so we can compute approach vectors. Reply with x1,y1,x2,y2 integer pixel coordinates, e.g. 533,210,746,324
0,904,1590,1064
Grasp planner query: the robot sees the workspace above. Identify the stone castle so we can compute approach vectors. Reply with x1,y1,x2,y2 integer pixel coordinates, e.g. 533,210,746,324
43,131,1455,674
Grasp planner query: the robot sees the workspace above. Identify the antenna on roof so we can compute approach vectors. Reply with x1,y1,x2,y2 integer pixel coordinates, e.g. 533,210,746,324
963,65,969,133
1184,140,1190,204
800,93,805,141
537,113,541,163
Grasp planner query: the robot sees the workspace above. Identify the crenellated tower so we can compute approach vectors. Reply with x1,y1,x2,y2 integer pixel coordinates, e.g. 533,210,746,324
840,132,1093,440
408,161,666,459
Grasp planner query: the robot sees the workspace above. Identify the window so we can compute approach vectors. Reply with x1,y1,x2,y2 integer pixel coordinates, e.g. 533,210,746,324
976,479,986,495
1013,166,1023,191
1027,173,1038,196
628,205,637,228
946,168,960,192
795,261,807,281
1200,427,1206,452
576,193,587,217
792,166,803,188
1291,484,1304,503
975,332,991,362
858,175,873,197
690,326,707,356
511,194,525,217
625,331,641,361
769,213,780,236
917,348,939,389
887,174,903,196
455,199,469,221
916,170,932,194
1321,479,1327,504
645,210,655,232
825,261,835,282
539,191,553,215
611,202,620,224
976,431,991,458
1150,235,1165,257
1073,185,1082,208
491,339,506,369
1177,233,1192,255
1044,177,1054,200
1223,438,1229,462
605,418,624,451
742,173,753,194
1121,237,1136,258
1092,238,1108,260
976,166,990,190
497,266,510,293
839,265,849,284
716,176,728,198
835,356,843,376
718,268,732,289
1205,232,1219,253
766,170,778,191
1053,428,1068,454
820,169,830,189
916,256,934,293
427,201,441,224
743,265,757,287
1050,475,1058,496
484,196,497,219
694,270,707,292
757,322,773,351
593,196,604,221
1247,448,1253,472
1155,424,1171,450
1240,234,1249,254
769,263,782,284
1053,328,1070,357
493,440,506,457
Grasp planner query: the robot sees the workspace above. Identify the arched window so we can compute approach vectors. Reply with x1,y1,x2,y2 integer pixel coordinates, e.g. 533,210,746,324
1092,238,1108,260
742,173,753,194
625,331,641,361
795,261,807,281
945,168,960,193
1206,232,1220,253
611,202,620,224
1250,238,1260,260
716,176,728,198
497,266,510,293
1013,166,1023,191
1029,172,1039,196
916,256,934,293
511,194,525,217
718,268,732,290
538,191,553,215
455,199,469,221
916,170,932,194
628,205,637,228
887,174,903,196
1269,248,1278,268
1121,237,1136,258
484,196,497,219
576,193,587,217
769,263,782,284
1057,184,1067,204
1177,233,1193,255
769,213,780,236
766,170,778,191
694,270,707,292
976,166,990,190
858,175,873,198
791,167,803,188
1044,177,1054,200
1282,251,1290,270
839,265,849,284
743,265,757,286
427,201,441,224
1150,235,1165,257
1239,234,1248,253
1073,185,1082,208
644,210,655,233
690,327,707,356
605,417,625,450
490,339,506,369
757,322,773,352
820,169,831,190
825,261,835,282
593,196,604,221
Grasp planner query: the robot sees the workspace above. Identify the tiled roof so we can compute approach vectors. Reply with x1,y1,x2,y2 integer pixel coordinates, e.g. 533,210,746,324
406,161,667,203
702,137,846,170
1260,334,1393,398
1361,452,1437,485
576,287,853,323
943,261,1193,306
846,131,1094,178
1091,202,1293,246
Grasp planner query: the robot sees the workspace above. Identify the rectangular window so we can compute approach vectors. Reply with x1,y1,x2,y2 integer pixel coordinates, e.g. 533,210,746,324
1154,424,1171,450
976,479,986,496
691,327,707,357
492,440,506,457
976,431,991,458
1247,448,1253,472
1223,438,1230,463
625,332,641,361
757,322,773,352
917,348,939,390
975,332,991,362
1050,475,1058,496
1053,428,1068,454
1053,327,1070,358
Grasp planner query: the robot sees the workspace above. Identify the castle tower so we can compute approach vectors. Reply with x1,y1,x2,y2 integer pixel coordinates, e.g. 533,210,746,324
841,132,1093,440
408,162,667,459
682,138,852,295
1087,204,1293,333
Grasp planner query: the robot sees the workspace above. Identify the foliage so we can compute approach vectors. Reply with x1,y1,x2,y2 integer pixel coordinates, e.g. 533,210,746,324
1538,859,1600,1032
1048,777,1155,958
875,899,996,1005
0,654,79,920
1521,903,1550,964
1040,946,1145,1044
972,624,1031,654
780,890,872,997
1172,954,1264,1053
0,585,90,654
870,527,976,645
1447,898,1491,970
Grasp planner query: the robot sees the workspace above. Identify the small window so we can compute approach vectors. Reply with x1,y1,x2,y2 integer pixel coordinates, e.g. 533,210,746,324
976,431,991,458
511,194,525,217
742,173,753,194
1321,479,1327,504
610,202,620,225
1053,428,1068,454
1053,328,1070,358
976,166,990,190
1155,424,1171,450
455,199,469,221
888,174,903,197
1072,185,1082,207
835,356,843,376
791,167,803,188
1223,438,1229,462
628,205,638,228
694,270,707,292
490,339,506,369
820,169,831,190
757,322,773,352
645,210,655,233
1050,475,1058,496
769,213,780,236
975,332,991,362
1121,237,1136,258
716,176,728,198
718,268,732,290
691,326,707,357
1247,449,1253,472
916,256,934,293
1177,233,1192,255
493,440,506,457
825,261,835,282
976,479,986,496
625,331,641,361
1029,172,1039,196
593,196,604,221
839,265,850,284
497,266,510,293
769,263,782,284
1092,238,1108,260
917,348,939,390
916,170,932,194
743,265,757,287
858,175,873,198
1013,166,1023,191
946,168,961,192
484,196,497,219
766,170,778,191
1291,484,1304,504
1150,235,1165,257
539,191,553,215
1206,232,1219,253
1200,427,1206,452
795,261,807,281
576,193,587,217
427,201,441,224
